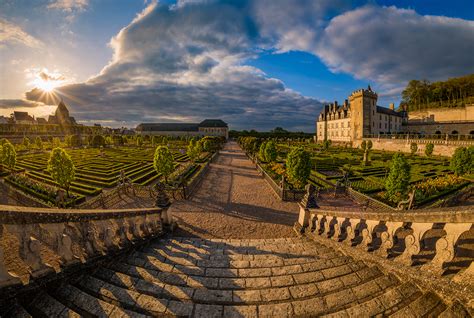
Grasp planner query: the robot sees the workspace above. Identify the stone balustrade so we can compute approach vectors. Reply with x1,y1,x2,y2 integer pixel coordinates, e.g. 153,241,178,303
0,204,166,289
296,204,474,279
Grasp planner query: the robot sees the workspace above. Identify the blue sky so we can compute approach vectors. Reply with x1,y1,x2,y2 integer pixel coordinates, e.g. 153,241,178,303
1,0,473,131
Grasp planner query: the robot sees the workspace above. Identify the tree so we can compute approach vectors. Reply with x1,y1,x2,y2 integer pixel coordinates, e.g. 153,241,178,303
450,147,473,175
153,146,174,183
410,142,418,156
425,143,434,157
187,139,199,162
23,137,30,150
203,140,212,152
91,135,105,147
322,139,331,151
286,147,311,189
52,137,61,148
385,153,411,202
48,148,75,196
361,140,373,165
35,136,43,150
264,141,277,163
136,135,144,147
2,141,16,171
259,141,267,161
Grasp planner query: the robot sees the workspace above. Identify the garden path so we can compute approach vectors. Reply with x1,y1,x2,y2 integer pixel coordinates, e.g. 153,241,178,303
169,141,300,239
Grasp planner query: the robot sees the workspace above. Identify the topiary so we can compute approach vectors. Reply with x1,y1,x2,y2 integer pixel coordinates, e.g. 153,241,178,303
286,147,311,189
385,152,410,202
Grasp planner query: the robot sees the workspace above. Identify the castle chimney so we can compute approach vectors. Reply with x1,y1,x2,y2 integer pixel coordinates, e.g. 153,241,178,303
389,103,394,110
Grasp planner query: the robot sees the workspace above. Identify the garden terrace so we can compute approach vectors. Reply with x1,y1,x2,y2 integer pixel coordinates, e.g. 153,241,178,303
270,141,473,208
6,145,212,206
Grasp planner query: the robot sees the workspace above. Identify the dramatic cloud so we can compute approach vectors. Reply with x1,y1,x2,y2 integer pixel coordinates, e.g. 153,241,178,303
0,18,42,48
21,1,474,130
27,1,324,130
0,99,45,109
316,6,474,87
47,0,89,12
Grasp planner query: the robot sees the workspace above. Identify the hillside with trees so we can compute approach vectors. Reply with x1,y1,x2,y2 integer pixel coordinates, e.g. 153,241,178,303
400,73,474,111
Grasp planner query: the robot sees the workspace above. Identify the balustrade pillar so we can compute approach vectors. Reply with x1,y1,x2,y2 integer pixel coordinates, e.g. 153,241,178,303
422,223,471,275
344,218,361,246
360,220,380,251
376,221,404,258
397,223,434,266
332,217,346,242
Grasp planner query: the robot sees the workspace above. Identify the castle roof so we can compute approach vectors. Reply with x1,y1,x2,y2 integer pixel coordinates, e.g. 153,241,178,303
136,119,228,132
13,111,34,122
376,106,403,117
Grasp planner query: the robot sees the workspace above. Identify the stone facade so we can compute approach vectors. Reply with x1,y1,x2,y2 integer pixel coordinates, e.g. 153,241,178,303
316,88,474,144
136,119,229,139
316,87,404,143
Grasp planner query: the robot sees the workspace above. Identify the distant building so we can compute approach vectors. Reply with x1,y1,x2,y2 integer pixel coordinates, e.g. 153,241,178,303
136,119,228,139
48,101,76,125
12,111,36,125
316,86,474,144
316,86,404,143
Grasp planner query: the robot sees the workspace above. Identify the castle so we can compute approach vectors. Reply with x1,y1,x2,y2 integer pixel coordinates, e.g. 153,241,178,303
316,86,474,144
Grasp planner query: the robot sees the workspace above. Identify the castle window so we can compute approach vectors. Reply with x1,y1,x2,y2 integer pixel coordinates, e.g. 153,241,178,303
379,123,381,129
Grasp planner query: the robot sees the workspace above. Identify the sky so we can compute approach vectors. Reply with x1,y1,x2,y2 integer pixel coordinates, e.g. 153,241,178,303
0,0,473,131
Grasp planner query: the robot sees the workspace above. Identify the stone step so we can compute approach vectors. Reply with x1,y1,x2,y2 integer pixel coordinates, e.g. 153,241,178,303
389,291,445,317
26,291,81,317
4,302,32,318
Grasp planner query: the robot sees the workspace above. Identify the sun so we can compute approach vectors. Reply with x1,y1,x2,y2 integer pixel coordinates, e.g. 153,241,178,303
29,68,66,93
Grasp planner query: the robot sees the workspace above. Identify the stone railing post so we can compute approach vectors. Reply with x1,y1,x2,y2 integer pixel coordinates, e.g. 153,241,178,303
295,184,318,234
397,223,434,266
377,221,404,258
422,223,472,275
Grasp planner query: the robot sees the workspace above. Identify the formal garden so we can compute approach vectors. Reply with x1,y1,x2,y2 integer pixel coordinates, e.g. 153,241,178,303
0,135,224,207
238,136,473,209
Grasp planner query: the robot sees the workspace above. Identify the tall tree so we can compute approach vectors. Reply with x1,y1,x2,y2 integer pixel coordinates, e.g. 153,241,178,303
264,141,277,163
153,146,174,183
48,148,75,196
286,147,311,189
385,153,411,201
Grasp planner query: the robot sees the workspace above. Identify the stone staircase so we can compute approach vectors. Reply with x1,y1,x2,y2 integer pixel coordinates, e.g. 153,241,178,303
5,237,468,317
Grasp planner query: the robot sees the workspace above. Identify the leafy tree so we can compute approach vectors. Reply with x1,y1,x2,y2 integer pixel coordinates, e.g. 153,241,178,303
187,139,199,162
48,148,75,196
136,135,144,147
385,153,411,201
52,137,61,148
425,143,434,157
361,140,373,165
203,140,212,152
113,135,124,146
91,135,105,147
286,147,311,189
259,141,267,161
2,141,16,171
410,142,418,156
264,141,277,163
22,137,30,150
450,147,473,175
35,136,43,150
153,146,174,183
105,136,113,146
322,139,331,151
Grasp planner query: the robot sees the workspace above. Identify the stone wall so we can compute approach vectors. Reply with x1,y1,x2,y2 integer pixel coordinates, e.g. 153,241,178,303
0,205,166,289
357,138,474,157
408,105,474,122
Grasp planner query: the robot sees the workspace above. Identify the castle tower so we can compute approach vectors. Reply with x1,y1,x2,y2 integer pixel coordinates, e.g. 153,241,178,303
348,85,378,141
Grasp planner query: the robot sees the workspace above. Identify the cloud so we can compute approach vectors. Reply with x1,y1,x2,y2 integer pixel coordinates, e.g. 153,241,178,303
0,18,43,48
22,1,474,130
316,6,474,88
47,0,89,12
0,99,45,109
26,1,323,131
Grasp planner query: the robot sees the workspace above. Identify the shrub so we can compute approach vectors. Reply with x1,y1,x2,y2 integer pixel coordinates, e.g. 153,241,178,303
425,143,434,157
187,139,200,162
410,142,418,156
385,153,411,201
91,135,105,147
113,135,124,146
264,141,277,163
136,135,144,147
2,141,16,171
259,141,267,161
23,137,30,149
153,146,174,183
450,147,473,176
70,135,82,147
47,148,75,195
52,137,61,148
286,147,311,189
35,136,43,150
322,139,331,151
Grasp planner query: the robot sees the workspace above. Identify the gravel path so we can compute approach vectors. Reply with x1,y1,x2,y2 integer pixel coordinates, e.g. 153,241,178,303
170,142,299,239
